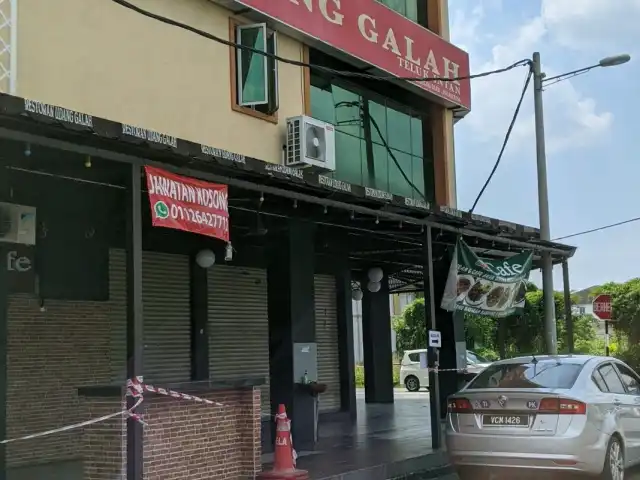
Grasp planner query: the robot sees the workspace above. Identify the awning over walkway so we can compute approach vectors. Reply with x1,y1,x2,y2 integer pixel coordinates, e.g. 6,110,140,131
0,94,576,292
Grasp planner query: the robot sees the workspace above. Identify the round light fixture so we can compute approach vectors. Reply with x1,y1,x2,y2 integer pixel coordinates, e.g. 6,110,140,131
196,249,216,269
352,289,363,301
367,281,381,293
368,267,384,283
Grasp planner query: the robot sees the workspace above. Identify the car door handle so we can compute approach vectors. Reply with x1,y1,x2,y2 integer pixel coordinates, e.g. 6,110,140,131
613,399,622,407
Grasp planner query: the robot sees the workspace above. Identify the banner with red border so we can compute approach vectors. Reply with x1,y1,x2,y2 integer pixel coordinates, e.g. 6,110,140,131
144,166,229,242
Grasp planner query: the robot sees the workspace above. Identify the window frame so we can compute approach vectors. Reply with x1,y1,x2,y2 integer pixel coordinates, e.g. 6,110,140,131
376,0,424,26
466,361,584,390
407,353,420,363
235,23,269,107
597,362,627,394
309,73,433,201
592,369,609,392
229,18,279,123
613,362,640,395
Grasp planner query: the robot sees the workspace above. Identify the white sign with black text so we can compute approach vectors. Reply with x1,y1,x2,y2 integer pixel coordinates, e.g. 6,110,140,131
428,330,441,348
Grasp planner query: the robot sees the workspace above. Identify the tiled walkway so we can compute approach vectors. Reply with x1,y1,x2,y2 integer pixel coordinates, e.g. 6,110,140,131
265,390,452,479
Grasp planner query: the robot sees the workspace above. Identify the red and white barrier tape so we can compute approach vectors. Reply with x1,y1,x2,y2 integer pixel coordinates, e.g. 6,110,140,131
0,376,250,445
0,383,145,445
131,377,226,408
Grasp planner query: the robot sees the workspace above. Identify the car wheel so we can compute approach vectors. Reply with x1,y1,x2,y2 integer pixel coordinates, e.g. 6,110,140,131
404,376,420,392
602,435,624,480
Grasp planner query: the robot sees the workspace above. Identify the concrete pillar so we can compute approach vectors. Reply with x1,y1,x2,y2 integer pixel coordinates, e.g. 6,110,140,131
333,232,356,417
361,272,394,404
267,219,317,449
429,256,465,419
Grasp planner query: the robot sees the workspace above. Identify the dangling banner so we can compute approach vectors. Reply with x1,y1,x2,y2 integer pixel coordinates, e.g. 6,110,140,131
144,166,229,242
440,239,533,318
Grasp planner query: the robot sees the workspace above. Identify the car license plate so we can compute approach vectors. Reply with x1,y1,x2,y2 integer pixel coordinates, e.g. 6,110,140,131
482,415,528,427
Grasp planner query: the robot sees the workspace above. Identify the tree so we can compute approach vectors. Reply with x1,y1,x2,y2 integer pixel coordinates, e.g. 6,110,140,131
392,284,600,358
595,279,640,344
392,298,426,356
501,287,566,355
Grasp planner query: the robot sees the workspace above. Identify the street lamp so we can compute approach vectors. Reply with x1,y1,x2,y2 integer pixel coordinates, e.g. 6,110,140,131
532,52,631,355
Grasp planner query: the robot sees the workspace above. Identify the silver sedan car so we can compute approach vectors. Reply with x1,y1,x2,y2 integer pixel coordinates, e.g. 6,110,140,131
446,355,640,479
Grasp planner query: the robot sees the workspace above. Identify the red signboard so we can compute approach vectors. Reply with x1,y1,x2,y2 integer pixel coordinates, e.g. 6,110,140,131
145,166,229,242
235,0,471,110
592,294,612,321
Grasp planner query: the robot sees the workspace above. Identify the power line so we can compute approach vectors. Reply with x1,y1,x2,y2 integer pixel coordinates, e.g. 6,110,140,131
468,66,533,213
109,0,530,84
110,0,533,209
553,216,640,241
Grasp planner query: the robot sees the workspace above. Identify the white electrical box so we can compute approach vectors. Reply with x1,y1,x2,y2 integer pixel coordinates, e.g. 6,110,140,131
0,202,37,245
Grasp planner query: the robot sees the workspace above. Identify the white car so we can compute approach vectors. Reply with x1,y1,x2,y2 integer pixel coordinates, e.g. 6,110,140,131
400,349,492,392
446,355,640,479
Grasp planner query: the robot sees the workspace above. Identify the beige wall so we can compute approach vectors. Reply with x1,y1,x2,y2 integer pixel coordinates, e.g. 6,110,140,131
0,0,12,95
15,0,305,164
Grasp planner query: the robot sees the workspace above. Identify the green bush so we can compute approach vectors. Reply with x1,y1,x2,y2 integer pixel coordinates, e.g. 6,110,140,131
355,365,365,387
615,344,640,371
354,363,400,387
474,347,499,361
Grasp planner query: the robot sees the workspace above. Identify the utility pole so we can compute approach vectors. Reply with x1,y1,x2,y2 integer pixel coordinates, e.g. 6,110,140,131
532,52,557,355
529,51,629,354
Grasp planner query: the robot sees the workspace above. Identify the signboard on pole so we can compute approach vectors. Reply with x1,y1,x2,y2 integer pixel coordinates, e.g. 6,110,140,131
428,330,442,348
144,166,230,242
592,294,612,321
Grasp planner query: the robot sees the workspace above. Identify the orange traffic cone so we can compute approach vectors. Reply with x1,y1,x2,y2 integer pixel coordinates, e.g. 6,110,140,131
257,404,309,480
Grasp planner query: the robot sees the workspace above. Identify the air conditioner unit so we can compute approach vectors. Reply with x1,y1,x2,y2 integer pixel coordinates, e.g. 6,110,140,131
0,202,37,245
285,115,336,171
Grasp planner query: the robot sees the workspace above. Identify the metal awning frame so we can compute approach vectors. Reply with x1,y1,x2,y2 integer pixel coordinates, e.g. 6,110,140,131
0,126,574,259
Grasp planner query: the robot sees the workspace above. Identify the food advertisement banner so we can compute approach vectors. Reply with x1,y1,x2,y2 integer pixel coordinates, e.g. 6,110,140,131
440,239,533,318
144,166,229,242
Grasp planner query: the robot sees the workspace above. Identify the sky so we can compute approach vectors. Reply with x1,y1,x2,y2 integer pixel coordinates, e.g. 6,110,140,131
448,0,640,291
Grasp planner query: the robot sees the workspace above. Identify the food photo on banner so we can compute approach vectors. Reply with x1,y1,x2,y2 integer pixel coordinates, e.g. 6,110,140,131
440,238,533,318
144,165,230,242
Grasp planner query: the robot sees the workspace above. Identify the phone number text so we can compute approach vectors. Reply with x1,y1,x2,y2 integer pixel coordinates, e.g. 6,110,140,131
169,204,229,231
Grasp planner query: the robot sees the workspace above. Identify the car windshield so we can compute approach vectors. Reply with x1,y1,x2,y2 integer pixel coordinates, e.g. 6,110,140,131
467,360,583,389
467,351,489,364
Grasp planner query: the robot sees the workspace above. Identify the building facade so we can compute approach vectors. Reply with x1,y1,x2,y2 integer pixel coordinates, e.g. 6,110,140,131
5,0,464,204
0,2,578,480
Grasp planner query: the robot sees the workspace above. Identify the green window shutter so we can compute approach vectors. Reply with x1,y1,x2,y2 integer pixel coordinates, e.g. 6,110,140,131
236,24,268,106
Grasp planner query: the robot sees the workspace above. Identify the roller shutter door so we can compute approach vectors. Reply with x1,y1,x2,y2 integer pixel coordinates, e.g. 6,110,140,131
315,274,341,413
142,252,191,383
208,266,270,415
108,249,127,383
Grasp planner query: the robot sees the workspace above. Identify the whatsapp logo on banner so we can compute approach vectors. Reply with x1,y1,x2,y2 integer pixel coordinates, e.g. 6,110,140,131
154,201,169,219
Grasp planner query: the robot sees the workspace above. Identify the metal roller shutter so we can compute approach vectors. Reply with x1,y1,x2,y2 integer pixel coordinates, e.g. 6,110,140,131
108,249,127,384
208,265,270,415
142,252,191,383
315,274,341,413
